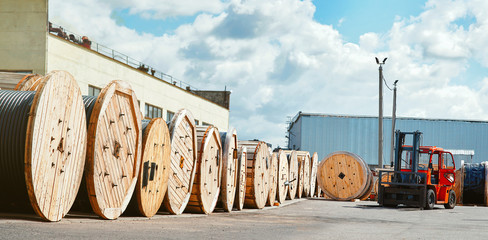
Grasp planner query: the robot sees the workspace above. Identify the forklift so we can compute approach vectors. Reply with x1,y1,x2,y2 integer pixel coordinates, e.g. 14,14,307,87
377,130,456,209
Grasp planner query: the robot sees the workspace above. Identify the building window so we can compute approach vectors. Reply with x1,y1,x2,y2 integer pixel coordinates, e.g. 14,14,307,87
145,103,162,119
202,122,210,126
195,119,199,126
166,111,175,122
88,85,101,96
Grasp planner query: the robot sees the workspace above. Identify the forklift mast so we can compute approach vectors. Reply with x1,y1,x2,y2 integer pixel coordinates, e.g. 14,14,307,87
393,130,422,173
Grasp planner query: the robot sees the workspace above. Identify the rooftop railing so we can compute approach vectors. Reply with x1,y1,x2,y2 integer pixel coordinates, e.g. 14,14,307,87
48,22,199,90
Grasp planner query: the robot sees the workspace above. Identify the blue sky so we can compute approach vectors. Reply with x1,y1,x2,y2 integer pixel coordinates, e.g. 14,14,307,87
50,0,488,146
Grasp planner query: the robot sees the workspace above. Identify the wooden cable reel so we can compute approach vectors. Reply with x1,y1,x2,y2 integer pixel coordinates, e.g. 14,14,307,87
218,128,238,212
80,80,142,220
186,125,222,214
310,152,318,198
14,74,43,91
127,118,171,217
315,177,322,198
297,151,311,197
0,70,87,221
296,154,305,198
233,147,247,210
162,109,197,215
275,150,289,204
317,151,373,201
283,150,298,200
238,141,269,209
267,151,278,206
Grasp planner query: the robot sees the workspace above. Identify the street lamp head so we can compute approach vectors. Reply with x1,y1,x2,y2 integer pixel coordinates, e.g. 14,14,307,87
375,57,379,65
383,58,388,64
394,80,399,85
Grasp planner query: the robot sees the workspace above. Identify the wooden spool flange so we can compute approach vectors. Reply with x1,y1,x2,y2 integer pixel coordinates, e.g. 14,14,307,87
129,118,171,217
267,151,278,206
218,128,238,212
83,80,143,220
317,151,372,201
310,152,318,197
275,150,289,204
186,125,222,214
14,74,43,91
233,147,247,210
283,150,298,200
297,151,311,198
295,155,305,198
238,141,269,209
315,177,322,198
162,109,198,215
0,70,87,221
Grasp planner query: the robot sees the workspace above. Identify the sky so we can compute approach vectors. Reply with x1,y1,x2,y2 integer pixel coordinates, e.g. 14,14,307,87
49,0,488,148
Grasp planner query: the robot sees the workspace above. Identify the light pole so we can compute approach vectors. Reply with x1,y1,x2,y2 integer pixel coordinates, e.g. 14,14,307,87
390,80,398,167
375,57,387,168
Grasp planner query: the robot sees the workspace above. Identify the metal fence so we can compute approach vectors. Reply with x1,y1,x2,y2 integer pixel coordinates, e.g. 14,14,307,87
48,22,198,90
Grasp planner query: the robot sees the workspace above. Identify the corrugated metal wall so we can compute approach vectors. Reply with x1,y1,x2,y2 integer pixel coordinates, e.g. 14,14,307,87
288,113,488,166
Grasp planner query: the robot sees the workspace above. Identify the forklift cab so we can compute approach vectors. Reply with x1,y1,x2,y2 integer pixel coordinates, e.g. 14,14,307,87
401,146,456,186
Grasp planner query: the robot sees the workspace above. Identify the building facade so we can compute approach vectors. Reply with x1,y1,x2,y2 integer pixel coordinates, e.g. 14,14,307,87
0,0,229,130
288,112,488,167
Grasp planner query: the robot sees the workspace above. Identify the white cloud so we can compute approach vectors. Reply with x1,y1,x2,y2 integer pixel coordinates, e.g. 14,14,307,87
48,0,488,147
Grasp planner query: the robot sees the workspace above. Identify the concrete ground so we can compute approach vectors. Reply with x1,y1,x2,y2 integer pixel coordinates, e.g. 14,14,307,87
1,199,488,239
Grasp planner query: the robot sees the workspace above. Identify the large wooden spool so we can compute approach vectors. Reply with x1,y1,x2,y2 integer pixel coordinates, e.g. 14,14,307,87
162,109,198,215
297,151,311,197
186,125,222,214
14,74,43,91
267,151,278,206
218,128,238,212
317,151,373,201
238,141,269,209
80,80,142,220
275,150,289,204
309,152,318,197
127,118,171,217
283,150,298,200
233,147,247,210
295,154,305,198
0,71,87,221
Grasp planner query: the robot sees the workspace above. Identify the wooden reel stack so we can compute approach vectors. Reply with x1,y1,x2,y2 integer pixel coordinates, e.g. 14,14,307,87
0,71,87,221
162,109,198,215
238,141,270,209
186,125,222,214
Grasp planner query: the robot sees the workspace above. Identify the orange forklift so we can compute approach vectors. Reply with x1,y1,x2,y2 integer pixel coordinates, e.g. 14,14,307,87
378,130,456,209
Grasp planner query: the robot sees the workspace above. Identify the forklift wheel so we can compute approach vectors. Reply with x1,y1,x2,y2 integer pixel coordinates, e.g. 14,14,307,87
444,190,456,209
425,189,435,210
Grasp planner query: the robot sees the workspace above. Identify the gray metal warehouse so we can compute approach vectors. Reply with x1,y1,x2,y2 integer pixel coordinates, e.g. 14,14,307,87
287,112,488,167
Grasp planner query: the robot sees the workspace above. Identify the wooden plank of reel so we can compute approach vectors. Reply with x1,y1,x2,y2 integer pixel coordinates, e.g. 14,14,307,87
238,141,269,209
162,109,198,215
84,80,143,220
186,125,223,214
